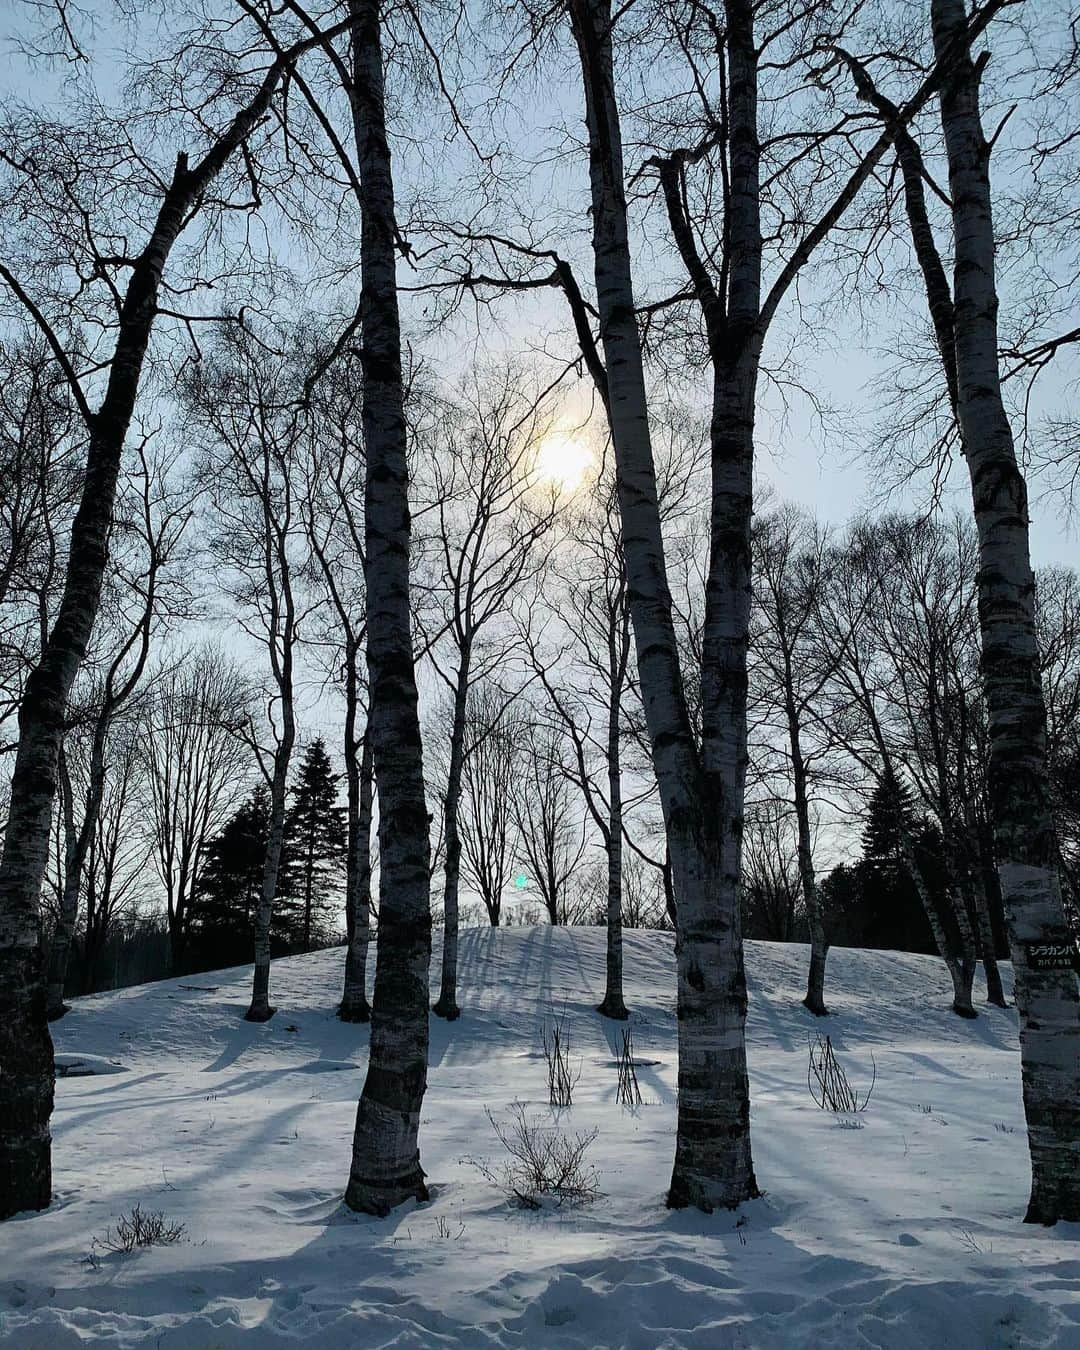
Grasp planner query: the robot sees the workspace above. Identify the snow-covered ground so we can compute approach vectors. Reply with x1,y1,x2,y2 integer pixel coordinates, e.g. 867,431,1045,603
1,927,1078,1347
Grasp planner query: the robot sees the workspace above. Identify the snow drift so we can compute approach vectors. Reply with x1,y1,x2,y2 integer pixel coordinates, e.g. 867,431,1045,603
1,927,1077,1347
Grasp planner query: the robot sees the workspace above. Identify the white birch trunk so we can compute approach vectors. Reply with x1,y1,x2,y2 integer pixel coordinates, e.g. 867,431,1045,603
569,0,758,1211
931,0,1080,1224
344,0,431,1216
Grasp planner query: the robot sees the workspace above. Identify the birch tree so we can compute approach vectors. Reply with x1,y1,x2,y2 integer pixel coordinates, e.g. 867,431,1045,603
0,2,355,1221
927,0,1079,1222
527,474,635,1018
46,439,192,1016
303,350,374,1022
833,0,1080,1218
343,0,433,1216
187,329,306,1023
751,507,839,1014
419,371,556,1017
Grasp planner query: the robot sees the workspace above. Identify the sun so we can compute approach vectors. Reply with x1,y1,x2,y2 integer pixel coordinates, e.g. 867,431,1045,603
533,432,593,492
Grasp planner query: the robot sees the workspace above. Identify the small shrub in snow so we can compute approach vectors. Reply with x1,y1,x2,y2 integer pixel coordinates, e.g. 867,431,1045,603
954,1226,992,1256
614,1027,643,1107
807,1034,875,1113
433,1215,466,1240
91,1204,187,1260
542,1017,580,1108
477,1104,600,1209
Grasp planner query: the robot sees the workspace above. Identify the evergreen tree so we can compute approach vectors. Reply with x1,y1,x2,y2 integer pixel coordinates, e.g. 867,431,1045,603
861,769,915,874
188,787,270,972
281,739,347,951
858,771,938,954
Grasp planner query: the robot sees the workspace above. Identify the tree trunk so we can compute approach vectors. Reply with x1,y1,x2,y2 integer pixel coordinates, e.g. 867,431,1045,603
303,838,314,952
932,0,1080,1224
0,162,194,1220
786,703,828,1015
598,621,628,1018
970,873,1007,1007
340,718,373,1023
903,832,977,1017
0,35,337,1217
344,0,431,1217
433,652,469,1020
246,724,293,1022
45,750,78,1020
569,0,758,1212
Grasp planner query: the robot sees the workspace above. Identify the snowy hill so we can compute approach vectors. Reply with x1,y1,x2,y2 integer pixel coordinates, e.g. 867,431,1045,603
1,928,1077,1348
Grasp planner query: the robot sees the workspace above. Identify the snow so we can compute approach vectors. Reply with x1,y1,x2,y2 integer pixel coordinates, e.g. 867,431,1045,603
2,927,1078,1347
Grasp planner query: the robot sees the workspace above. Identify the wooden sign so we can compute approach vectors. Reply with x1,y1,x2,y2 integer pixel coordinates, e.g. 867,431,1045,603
1022,941,1080,973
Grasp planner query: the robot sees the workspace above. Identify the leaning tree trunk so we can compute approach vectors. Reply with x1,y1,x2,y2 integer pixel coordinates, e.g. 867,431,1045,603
569,0,758,1212
246,726,294,1022
433,652,470,1021
0,33,344,1220
0,161,195,1221
344,0,432,1217
901,830,977,1017
597,610,628,1019
340,721,374,1023
932,0,1080,1224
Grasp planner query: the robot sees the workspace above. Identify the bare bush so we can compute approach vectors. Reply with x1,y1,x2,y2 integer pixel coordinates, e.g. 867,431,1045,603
807,1034,875,1113
91,1203,187,1258
476,1104,600,1209
614,1027,642,1107
542,1016,580,1108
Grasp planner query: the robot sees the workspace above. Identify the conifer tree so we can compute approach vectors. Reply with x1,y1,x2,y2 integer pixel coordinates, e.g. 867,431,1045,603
188,788,270,972
281,739,347,952
859,772,940,955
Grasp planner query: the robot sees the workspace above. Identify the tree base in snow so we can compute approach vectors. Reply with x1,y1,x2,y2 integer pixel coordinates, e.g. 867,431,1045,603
0,1146,51,1222
338,1001,370,1024
951,1002,979,1020
666,1171,761,1214
244,1004,276,1023
344,1167,428,1217
432,996,460,1021
596,995,629,1021
1025,1186,1080,1227
802,996,829,1017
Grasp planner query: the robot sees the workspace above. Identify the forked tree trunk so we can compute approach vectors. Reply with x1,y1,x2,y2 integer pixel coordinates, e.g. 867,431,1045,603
932,0,1080,1224
340,719,374,1023
433,653,470,1020
569,0,758,1212
344,0,431,1216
